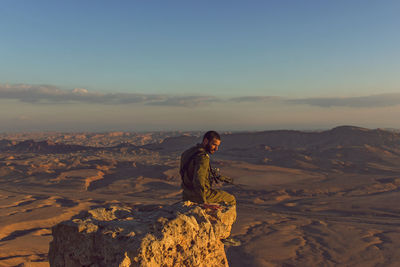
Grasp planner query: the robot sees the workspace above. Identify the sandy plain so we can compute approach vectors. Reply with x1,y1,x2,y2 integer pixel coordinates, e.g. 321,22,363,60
1,126,400,266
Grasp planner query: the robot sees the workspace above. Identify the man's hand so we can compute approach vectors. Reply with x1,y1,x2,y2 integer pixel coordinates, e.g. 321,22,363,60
218,175,234,184
210,167,234,184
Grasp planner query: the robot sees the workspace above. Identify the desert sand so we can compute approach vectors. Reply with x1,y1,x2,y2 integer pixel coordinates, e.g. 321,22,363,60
1,126,400,266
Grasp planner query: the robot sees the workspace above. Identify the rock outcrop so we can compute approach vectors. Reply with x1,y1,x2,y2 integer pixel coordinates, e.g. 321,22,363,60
48,201,236,267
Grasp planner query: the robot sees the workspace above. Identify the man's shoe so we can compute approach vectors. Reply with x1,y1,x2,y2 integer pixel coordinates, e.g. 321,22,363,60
221,236,241,247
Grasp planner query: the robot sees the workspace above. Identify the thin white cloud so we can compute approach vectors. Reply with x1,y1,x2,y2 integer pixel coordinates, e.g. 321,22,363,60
230,96,281,102
0,83,218,107
287,93,400,108
149,96,220,107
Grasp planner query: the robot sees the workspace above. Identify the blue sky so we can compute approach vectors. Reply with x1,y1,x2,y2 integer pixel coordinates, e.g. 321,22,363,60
1,1,400,131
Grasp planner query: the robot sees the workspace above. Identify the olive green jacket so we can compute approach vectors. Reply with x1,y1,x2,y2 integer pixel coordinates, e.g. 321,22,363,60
180,144,211,203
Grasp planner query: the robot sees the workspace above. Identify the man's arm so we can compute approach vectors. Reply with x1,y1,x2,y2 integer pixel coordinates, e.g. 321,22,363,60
192,154,210,203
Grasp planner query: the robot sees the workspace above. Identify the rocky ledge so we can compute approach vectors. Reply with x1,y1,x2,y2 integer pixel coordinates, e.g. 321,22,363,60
48,201,236,267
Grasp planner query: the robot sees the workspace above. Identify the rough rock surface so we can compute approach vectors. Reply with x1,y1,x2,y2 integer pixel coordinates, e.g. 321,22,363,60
48,201,236,267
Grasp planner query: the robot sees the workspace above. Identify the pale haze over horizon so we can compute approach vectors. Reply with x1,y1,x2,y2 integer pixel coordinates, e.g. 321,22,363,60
1,1,400,132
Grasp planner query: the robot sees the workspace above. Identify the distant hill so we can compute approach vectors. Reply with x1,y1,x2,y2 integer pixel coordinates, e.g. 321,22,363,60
143,126,400,173
145,126,400,152
144,135,200,152
0,139,144,154
0,139,13,149
2,140,93,154
219,126,400,150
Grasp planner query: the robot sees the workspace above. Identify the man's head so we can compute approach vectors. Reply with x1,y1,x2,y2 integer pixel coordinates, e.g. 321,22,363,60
202,131,221,154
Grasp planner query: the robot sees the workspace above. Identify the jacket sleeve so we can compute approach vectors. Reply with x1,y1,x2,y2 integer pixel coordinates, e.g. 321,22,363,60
192,154,210,203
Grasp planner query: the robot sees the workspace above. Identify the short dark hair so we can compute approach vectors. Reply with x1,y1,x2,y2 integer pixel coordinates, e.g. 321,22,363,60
203,131,220,141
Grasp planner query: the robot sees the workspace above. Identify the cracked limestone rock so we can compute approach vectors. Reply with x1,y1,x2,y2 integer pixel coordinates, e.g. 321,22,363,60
48,201,236,267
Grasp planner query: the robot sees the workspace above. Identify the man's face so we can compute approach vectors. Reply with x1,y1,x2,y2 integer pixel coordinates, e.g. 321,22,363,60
205,138,221,154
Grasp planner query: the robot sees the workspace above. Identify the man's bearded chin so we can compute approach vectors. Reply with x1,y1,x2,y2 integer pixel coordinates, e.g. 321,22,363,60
205,144,213,154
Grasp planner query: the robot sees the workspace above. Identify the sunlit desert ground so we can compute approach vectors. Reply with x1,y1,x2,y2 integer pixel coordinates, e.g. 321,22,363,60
1,126,400,266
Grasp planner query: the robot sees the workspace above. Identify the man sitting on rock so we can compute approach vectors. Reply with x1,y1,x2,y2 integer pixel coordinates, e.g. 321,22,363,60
180,131,236,206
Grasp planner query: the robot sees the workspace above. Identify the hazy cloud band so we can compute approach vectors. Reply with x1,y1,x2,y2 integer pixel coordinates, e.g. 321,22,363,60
0,84,218,107
2,83,400,108
288,93,400,108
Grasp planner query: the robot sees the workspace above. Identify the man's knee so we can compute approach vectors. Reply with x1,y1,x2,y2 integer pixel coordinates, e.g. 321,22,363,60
208,190,236,206
225,192,236,206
